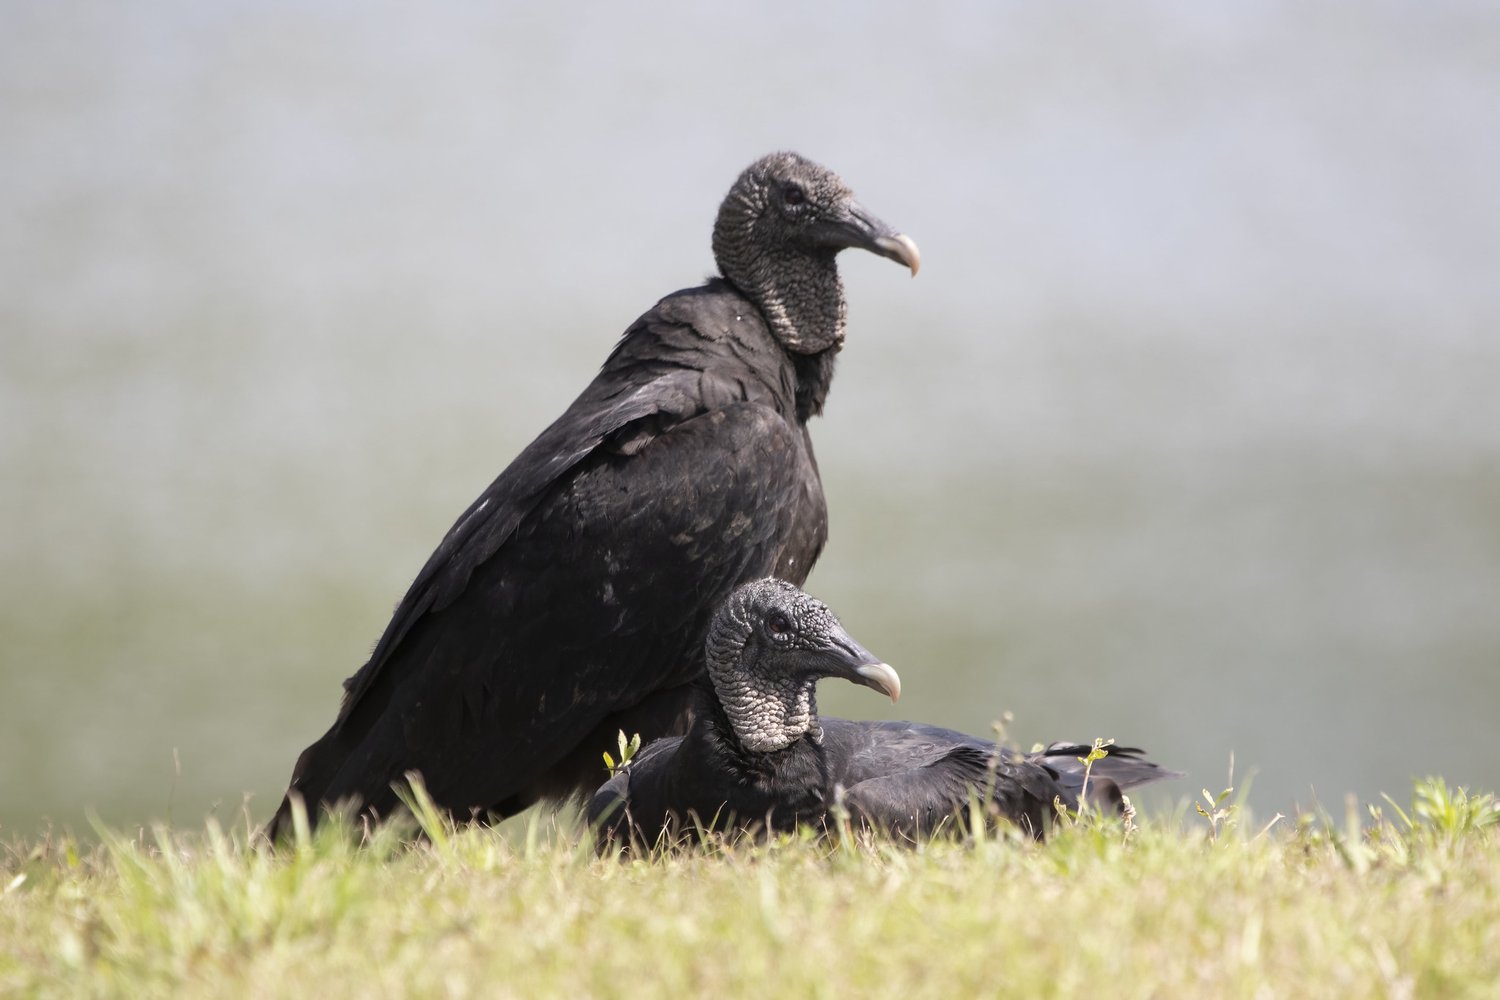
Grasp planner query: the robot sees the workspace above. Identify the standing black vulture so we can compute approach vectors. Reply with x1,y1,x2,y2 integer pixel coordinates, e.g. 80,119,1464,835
589,579,1180,850
267,153,919,838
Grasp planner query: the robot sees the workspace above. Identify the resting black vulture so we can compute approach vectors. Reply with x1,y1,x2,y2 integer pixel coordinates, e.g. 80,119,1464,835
589,579,1180,849
267,153,919,838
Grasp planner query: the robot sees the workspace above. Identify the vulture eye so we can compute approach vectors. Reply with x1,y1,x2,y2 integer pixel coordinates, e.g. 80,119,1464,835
782,183,807,207
766,611,792,637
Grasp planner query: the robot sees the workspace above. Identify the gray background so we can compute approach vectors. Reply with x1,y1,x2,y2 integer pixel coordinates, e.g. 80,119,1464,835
3,1,1497,834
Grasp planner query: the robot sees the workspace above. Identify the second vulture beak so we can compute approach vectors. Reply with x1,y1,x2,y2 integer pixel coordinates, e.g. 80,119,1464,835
821,203,921,276
854,661,903,703
872,233,921,277
823,625,902,703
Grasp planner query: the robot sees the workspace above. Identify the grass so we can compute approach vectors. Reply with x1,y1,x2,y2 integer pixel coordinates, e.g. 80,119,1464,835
3,778,1499,999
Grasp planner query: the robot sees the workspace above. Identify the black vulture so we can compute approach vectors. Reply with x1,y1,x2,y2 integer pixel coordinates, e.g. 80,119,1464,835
267,153,919,838
589,579,1180,850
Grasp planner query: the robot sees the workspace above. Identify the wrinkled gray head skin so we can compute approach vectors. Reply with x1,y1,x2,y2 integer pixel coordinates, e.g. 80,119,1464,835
705,578,901,753
712,152,920,355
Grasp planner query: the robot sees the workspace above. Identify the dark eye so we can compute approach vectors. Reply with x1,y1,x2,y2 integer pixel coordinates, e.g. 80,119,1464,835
766,611,791,637
782,183,806,207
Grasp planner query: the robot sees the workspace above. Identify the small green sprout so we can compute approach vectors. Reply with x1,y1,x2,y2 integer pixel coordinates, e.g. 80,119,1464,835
603,730,642,778
1196,785,1235,842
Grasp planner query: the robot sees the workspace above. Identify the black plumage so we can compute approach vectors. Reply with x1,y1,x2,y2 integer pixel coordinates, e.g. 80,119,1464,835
268,154,919,838
589,580,1180,850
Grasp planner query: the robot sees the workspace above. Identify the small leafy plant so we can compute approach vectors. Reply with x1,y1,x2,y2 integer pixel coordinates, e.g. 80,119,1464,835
1196,785,1236,842
602,730,642,778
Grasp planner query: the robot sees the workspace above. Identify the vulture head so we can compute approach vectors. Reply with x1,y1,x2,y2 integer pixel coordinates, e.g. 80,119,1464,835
705,578,901,753
712,152,919,355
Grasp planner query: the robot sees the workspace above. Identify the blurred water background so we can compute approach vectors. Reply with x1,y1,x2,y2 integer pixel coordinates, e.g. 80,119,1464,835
3,1,1498,836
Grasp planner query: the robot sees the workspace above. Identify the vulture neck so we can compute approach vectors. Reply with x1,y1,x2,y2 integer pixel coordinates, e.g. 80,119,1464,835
747,249,847,357
718,249,845,421
704,643,823,754
714,239,846,380
713,678,822,756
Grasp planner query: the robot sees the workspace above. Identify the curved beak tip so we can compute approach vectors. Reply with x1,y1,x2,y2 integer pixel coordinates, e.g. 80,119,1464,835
855,662,902,703
874,234,921,277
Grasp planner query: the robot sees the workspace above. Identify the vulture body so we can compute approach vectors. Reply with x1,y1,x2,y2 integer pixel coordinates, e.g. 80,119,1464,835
590,580,1180,849
269,154,918,838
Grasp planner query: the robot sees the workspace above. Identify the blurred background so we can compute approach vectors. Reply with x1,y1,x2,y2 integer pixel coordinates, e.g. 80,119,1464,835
3,1,1497,836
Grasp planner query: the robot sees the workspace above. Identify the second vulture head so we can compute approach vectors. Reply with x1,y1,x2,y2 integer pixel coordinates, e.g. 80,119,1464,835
711,151,920,354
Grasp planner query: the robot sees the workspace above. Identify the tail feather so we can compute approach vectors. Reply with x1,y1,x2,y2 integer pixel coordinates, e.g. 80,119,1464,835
1029,742,1183,808
264,725,397,844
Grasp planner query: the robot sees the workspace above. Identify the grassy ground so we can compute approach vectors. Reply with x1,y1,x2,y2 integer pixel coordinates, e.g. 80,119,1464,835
3,779,1498,999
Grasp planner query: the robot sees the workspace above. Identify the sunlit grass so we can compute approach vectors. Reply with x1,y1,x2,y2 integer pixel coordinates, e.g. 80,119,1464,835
3,778,1498,998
